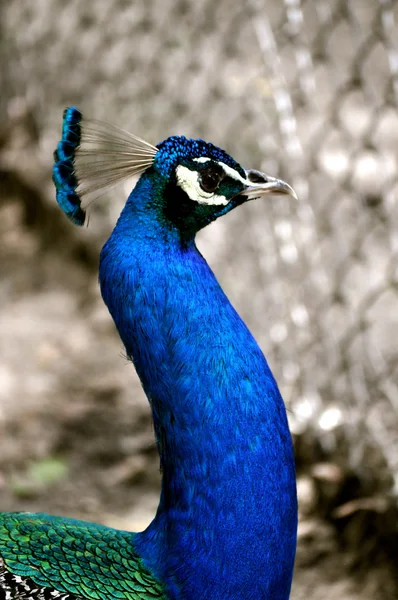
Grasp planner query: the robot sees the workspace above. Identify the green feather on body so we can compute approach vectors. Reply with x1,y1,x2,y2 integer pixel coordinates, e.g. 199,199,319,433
0,513,165,600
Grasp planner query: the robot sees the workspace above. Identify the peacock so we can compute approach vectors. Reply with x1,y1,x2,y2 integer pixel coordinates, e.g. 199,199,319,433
0,107,298,599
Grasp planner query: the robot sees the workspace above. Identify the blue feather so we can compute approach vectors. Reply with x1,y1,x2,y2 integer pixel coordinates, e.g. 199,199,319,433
100,174,298,598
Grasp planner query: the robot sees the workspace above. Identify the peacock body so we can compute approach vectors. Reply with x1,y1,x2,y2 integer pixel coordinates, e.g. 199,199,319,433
0,108,298,599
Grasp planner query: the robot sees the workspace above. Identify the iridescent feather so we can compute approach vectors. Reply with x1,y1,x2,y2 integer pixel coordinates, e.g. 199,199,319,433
0,513,165,600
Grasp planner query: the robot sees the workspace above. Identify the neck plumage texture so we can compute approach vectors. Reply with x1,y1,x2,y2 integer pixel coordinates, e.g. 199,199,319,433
99,174,297,599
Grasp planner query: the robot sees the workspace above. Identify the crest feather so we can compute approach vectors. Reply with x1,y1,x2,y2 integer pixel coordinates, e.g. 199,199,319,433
53,107,157,225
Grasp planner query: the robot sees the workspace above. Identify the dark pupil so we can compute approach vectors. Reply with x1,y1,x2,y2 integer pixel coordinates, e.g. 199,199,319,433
199,166,224,193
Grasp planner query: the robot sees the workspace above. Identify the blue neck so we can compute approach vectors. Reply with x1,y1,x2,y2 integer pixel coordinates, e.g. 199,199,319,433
99,175,297,599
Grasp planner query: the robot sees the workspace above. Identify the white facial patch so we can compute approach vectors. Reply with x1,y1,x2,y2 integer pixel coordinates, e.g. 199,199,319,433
176,159,249,206
175,165,229,206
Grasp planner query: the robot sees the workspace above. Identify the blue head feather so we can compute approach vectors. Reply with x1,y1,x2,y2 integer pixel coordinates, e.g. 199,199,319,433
155,135,246,178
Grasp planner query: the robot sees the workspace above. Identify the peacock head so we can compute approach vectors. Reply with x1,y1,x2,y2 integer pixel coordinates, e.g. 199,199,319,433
152,135,296,236
53,107,296,236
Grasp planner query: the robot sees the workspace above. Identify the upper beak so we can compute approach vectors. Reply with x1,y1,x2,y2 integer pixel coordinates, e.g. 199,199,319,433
241,169,298,200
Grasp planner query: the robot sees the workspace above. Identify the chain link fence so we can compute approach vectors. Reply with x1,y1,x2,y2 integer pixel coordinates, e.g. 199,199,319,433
1,0,398,569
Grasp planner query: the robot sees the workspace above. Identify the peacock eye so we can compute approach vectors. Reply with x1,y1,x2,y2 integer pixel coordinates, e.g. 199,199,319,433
199,165,225,193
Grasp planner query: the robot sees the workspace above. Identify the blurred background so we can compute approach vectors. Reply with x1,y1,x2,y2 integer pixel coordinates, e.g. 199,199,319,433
0,0,397,598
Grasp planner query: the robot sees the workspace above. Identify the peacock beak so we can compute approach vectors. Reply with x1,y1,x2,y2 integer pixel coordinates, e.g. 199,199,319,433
242,169,298,200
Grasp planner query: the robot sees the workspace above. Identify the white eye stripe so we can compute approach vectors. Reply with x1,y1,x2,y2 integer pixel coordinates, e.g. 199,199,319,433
192,158,248,185
175,165,229,206
193,157,210,164
216,161,248,185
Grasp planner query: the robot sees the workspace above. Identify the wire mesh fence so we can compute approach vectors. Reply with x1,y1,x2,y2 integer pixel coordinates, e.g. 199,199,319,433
1,0,398,501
